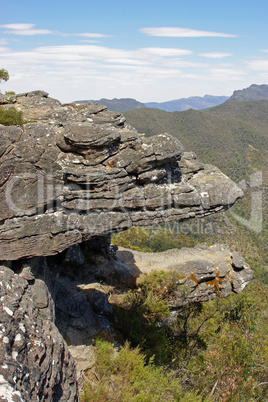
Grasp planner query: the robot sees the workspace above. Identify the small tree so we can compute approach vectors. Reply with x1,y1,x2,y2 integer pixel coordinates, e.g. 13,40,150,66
0,69,9,84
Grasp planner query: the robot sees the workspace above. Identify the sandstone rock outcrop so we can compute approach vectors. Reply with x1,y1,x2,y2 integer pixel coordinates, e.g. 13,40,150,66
0,264,78,401
0,91,250,400
117,244,253,304
0,91,243,261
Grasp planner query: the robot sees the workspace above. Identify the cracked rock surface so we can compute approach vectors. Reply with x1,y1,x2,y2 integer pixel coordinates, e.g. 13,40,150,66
0,265,78,401
0,91,243,261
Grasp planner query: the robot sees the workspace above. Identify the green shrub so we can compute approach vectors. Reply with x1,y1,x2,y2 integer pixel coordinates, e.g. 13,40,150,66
81,339,203,402
110,274,268,401
0,107,24,126
111,270,185,363
112,226,197,253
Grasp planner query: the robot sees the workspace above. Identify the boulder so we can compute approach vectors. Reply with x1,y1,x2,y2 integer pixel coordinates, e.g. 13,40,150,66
117,244,253,306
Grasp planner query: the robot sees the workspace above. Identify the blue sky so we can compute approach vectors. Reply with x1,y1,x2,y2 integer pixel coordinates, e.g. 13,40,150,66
1,0,268,103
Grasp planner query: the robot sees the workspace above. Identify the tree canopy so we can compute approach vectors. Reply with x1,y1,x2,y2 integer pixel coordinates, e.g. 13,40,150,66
0,69,9,84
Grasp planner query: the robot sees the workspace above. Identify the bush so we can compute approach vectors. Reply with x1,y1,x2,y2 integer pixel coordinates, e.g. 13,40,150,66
111,270,185,363
112,226,197,253
81,339,203,401
0,107,24,126
109,273,268,401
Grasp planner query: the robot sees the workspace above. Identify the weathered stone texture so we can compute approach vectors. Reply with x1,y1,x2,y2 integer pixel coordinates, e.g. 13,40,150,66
0,91,243,261
117,244,253,301
0,265,78,401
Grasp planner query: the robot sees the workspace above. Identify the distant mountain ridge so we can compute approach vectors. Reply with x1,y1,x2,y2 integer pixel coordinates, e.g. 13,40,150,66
228,84,268,101
145,95,229,112
75,98,146,112
124,100,268,183
75,95,228,112
75,84,268,112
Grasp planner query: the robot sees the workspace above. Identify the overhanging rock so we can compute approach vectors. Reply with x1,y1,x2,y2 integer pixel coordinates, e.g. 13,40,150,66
0,91,243,261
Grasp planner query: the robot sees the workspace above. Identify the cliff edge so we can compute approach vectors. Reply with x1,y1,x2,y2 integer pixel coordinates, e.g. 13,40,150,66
0,91,243,261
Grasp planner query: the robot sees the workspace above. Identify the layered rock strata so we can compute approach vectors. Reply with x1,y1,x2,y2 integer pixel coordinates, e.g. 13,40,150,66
0,264,78,401
0,91,243,261
117,244,253,303
0,91,250,400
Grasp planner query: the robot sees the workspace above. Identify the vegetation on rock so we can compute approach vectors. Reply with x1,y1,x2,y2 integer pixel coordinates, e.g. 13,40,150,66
0,70,24,125
82,276,267,401
0,107,24,126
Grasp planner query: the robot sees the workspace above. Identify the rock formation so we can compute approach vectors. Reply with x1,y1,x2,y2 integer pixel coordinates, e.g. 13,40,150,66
0,91,243,261
0,91,252,400
0,263,78,401
117,244,253,305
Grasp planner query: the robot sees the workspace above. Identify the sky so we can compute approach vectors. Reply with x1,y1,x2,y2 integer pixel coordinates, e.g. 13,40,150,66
1,0,268,103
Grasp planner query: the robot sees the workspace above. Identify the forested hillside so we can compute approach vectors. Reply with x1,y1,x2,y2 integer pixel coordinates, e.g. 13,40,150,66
98,100,268,401
124,101,267,276
125,100,268,182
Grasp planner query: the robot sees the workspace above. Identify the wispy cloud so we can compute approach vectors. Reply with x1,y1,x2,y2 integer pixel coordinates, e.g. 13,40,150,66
1,24,36,30
139,27,238,38
199,52,232,58
0,23,110,38
247,59,268,71
142,47,192,56
0,23,53,35
0,41,258,103
0,45,193,68
78,40,100,44
0,38,8,45
260,49,268,53
74,33,111,38
208,67,246,81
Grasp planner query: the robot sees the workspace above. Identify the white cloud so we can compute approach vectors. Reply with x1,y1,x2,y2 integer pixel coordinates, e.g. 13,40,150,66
142,47,192,56
8,29,53,36
0,23,35,30
0,39,8,45
78,40,100,44
208,67,246,81
0,23,110,38
260,49,268,53
247,59,268,71
139,27,238,38
75,33,111,38
1,45,192,67
199,52,232,58
0,41,260,104
0,23,53,36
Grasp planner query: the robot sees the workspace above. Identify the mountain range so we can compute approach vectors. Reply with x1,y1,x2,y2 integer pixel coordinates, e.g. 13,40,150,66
75,97,146,112
229,84,268,101
124,99,268,182
145,95,229,111
76,84,268,112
